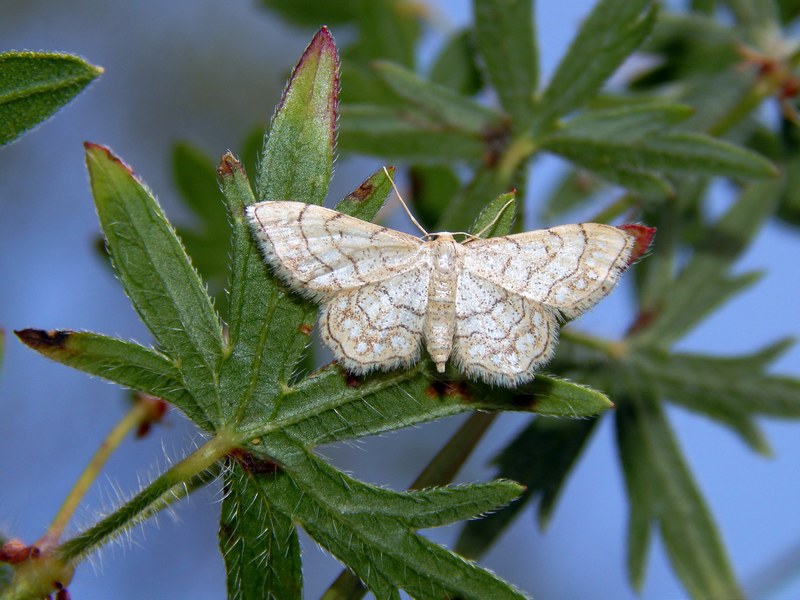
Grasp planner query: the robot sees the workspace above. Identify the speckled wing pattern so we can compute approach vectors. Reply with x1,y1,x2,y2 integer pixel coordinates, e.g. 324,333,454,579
247,201,634,387
247,201,430,370
454,224,634,385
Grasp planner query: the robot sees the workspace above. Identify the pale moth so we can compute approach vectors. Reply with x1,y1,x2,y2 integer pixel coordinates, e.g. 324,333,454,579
247,173,639,387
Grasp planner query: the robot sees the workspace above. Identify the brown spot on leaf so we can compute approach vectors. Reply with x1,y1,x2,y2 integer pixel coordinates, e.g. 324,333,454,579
217,152,245,178
15,329,72,350
426,379,471,400
299,323,313,336
229,448,281,475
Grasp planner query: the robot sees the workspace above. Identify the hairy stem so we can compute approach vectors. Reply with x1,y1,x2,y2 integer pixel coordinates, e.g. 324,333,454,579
39,398,153,551
55,431,237,564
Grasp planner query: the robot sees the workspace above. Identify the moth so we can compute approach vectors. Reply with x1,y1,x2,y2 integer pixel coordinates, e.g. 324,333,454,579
247,188,645,387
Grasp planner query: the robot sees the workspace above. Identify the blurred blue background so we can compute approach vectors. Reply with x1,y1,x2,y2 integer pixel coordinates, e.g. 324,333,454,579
1,1,799,598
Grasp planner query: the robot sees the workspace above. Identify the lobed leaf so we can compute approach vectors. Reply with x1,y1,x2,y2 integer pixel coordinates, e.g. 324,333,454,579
372,61,503,134
632,180,781,346
616,389,743,598
219,464,302,600
13,329,210,430
220,28,340,422
256,27,338,205
532,0,657,133
456,417,598,558
240,434,527,600
473,0,538,124
0,51,101,147
85,143,224,419
542,131,777,181
339,104,487,161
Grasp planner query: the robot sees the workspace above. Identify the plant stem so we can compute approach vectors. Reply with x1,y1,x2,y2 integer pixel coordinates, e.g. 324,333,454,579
55,430,237,564
38,400,151,551
320,412,498,600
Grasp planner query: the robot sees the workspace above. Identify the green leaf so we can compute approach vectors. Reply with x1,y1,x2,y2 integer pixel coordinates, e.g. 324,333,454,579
85,143,224,419
372,61,503,134
0,51,102,147
333,166,394,221
243,435,527,600
352,0,421,69
635,342,800,419
469,191,516,237
429,29,483,96
555,103,694,141
220,463,302,600
473,0,538,124
339,104,487,161
256,27,338,205
13,329,211,430
259,365,612,447
219,28,340,422
616,388,743,598
542,131,778,180
532,1,657,133
456,417,598,558
632,180,782,346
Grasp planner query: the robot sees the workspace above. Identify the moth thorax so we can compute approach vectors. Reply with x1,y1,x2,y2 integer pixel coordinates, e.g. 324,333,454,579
424,235,459,373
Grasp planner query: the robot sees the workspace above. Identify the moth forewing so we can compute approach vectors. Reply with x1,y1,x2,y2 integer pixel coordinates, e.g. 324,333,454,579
247,200,640,387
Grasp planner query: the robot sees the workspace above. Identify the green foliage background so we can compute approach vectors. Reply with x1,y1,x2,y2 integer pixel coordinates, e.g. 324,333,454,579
2,1,800,599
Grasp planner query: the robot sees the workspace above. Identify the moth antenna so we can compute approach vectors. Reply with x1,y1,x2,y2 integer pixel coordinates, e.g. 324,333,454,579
383,166,430,237
474,196,516,238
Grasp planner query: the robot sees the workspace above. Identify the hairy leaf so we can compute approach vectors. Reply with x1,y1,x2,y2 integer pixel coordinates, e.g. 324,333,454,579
220,463,302,600
85,143,224,418
14,329,209,430
0,51,101,146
